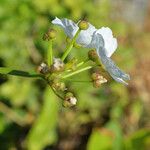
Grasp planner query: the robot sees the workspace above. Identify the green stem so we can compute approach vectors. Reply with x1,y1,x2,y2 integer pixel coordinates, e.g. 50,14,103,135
76,58,89,68
63,79,92,83
47,40,53,66
50,86,64,100
62,66,92,79
0,67,43,78
61,29,80,61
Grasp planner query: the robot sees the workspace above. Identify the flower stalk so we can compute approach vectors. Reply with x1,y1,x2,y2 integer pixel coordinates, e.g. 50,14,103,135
62,66,92,79
47,40,53,66
61,29,81,61
76,58,89,68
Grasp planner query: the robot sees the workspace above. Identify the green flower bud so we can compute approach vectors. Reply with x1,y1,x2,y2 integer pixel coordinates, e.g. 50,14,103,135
43,29,56,41
78,20,89,30
91,72,101,80
88,50,100,64
65,92,74,98
51,79,66,91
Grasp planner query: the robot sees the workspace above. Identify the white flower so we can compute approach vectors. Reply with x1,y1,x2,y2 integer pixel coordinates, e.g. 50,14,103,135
52,17,130,85
95,27,117,57
52,17,96,48
93,33,130,85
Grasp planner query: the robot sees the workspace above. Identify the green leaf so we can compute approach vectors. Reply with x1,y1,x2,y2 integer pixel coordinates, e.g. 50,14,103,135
125,129,150,150
0,67,43,78
87,128,113,150
26,87,59,150
106,121,124,150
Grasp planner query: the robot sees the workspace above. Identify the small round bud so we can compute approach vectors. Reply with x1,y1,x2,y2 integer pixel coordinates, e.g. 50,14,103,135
51,79,66,91
43,29,56,41
78,20,89,30
91,72,101,80
88,50,99,63
92,74,107,88
37,62,50,74
51,58,64,72
63,93,77,107
65,92,74,98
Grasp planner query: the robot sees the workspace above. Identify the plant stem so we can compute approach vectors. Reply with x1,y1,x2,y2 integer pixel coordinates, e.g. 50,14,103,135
0,67,43,78
61,29,80,61
47,40,53,66
63,79,92,83
76,58,89,68
62,66,92,79
50,86,64,100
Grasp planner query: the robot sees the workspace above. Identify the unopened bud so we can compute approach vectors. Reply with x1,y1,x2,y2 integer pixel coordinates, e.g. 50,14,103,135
78,20,89,30
37,62,50,74
91,72,102,80
63,92,77,107
92,75,107,88
51,58,64,72
51,78,66,91
43,29,56,41
88,50,100,64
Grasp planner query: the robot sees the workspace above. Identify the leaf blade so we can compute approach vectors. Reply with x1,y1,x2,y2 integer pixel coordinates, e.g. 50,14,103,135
0,67,43,78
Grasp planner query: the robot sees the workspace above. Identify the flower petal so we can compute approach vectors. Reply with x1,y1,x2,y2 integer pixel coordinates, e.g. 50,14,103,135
52,17,78,38
97,46,130,85
52,17,96,47
96,27,117,57
89,32,105,48
77,24,96,47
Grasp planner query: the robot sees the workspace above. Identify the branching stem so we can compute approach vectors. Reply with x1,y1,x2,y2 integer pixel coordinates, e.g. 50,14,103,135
61,29,80,61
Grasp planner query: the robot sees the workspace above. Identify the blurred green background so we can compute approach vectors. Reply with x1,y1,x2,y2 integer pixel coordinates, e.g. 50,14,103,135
0,0,150,150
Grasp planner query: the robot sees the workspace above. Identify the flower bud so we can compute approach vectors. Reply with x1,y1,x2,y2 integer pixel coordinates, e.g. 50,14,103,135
43,29,56,41
37,62,50,74
91,72,102,80
51,58,64,72
51,78,66,91
88,50,100,64
63,92,77,107
92,74,107,88
78,20,89,30
93,80,101,88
